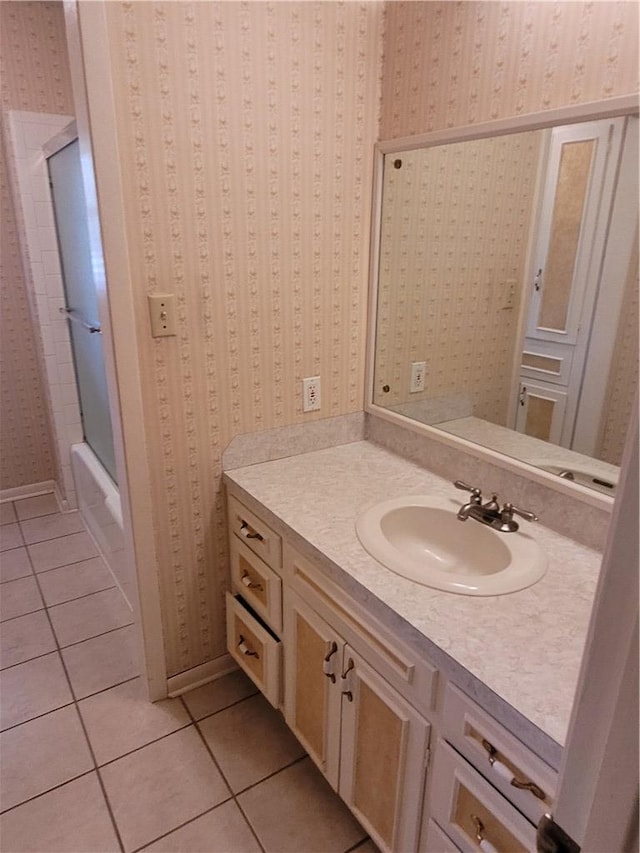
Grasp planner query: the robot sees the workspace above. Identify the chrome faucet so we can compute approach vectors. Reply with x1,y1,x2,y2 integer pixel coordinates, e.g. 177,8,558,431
453,481,538,533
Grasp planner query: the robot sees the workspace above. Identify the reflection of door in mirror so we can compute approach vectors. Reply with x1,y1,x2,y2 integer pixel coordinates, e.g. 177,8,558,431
514,116,638,466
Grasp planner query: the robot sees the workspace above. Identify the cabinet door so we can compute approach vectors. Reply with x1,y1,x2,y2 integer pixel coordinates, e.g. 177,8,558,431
515,381,567,444
339,646,431,853
282,589,342,789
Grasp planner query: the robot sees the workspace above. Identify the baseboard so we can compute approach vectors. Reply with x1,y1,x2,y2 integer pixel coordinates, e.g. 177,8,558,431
0,480,57,504
166,653,237,698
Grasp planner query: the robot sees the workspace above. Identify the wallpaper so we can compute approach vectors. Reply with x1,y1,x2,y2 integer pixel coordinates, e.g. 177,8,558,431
380,1,639,139
103,1,384,676
0,1,73,490
598,236,639,466
374,132,541,426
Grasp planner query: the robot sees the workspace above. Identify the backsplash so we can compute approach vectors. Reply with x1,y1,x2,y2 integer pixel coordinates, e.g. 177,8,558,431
366,412,610,552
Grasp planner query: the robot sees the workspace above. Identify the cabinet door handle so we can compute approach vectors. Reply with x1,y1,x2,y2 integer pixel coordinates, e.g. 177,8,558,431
323,641,338,683
341,657,354,701
240,521,264,541
482,738,546,800
241,572,263,592
471,815,498,853
237,635,259,658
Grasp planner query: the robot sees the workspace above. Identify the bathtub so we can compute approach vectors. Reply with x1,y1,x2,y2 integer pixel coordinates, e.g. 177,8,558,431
70,443,133,609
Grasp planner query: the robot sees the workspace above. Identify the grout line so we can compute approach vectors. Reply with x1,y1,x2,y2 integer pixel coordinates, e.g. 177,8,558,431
93,720,195,770
0,768,96,817
41,583,118,610
13,507,64,523
55,621,136,652
127,798,236,853
181,696,267,853
187,689,260,724
0,604,47,625
18,526,88,548
344,836,372,853
232,753,308,798
74,675,140,703
25,546,126,853
0,699,76,734
30,552,105,576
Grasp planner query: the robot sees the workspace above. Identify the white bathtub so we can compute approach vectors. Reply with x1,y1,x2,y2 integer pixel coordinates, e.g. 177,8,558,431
70,443,133,609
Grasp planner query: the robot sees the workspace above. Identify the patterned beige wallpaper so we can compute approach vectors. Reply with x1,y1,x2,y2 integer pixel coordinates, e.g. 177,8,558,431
380,1,639,139
374,132,541,425
0,1,73,490
598,235,639,466
102,1,383,676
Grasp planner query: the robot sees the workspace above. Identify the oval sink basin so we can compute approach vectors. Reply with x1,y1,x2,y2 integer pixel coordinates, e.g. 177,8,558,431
356,496,547,596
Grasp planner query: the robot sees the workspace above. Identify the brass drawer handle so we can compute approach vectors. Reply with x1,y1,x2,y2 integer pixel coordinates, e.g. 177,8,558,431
322,641,338,683
240,521,264,541
471,815,498,853
482,738,546,800
237,634,259,658
241,572,264,592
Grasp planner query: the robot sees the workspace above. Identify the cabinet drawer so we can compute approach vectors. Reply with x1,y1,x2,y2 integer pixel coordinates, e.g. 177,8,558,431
428,740,537,853
441,684,556,823
228,495,282,570
225,592,281,708
422,820,460,852
230,536,282,632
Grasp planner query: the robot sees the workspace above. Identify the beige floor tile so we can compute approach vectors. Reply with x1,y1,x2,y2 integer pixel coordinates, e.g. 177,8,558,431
0,610,57,669
61,624,139,699
198,693,305,793
0,772,120,852
28,531,99,573
0,503,17,525
1,523,24,552
351,839,380,852
239,757,365,853
0,652,72,730
0,547,32,583
48,587,133,647
38,557,114,607
141,800,261,852
0,576,44,621
0,705,94,811
14,493,59,521
182,669,258,721
79,677,191,765
101,726,230,852
19,511,84,545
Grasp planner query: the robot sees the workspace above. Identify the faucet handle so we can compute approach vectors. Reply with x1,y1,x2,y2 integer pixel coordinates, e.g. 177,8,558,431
453,481,482,503
501,503,538,523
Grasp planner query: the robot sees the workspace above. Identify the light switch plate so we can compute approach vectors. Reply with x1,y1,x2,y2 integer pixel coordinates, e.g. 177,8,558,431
148,293,177,337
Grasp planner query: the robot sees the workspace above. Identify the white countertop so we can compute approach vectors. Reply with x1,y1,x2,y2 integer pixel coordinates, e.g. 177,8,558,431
224,440,602,763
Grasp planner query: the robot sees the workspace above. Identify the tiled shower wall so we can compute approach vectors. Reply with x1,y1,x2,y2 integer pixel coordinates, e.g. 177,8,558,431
0,1,73,492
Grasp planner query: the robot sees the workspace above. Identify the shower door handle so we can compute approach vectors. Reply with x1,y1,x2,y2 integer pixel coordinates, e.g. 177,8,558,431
60,307,102,334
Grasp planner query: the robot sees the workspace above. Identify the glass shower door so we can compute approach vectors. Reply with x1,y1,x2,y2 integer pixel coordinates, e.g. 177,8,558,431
48,138,117,483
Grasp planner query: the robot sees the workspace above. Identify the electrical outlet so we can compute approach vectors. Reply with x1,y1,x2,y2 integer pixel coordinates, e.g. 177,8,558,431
410,361,426,393
302,376,321,412
148,293,177,337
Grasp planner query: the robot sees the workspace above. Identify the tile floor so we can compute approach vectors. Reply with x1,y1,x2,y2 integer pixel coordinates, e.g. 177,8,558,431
0,494,377,853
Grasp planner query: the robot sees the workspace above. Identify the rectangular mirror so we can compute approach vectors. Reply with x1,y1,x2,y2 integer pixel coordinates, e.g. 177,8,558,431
369,101,638,498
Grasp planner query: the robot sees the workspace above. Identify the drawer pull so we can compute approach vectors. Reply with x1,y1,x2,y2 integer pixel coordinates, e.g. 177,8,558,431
241,572,264,592
240,521,264,541
237,635,259,658
471,815,498,853
323,641,338,683
482,739,546,800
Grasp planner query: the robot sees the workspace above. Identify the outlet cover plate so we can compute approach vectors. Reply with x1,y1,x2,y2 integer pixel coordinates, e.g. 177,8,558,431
303,376,321,412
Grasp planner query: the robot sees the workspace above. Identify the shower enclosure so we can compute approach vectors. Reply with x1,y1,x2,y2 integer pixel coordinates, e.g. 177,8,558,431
47,136,117,483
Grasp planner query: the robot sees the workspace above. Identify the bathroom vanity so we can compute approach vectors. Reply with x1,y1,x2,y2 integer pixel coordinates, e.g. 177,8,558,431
223,440,602,853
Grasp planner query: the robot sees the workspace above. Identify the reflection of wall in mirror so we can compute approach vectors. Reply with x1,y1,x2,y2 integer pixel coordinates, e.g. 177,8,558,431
374,133,542,427
598,234,639,465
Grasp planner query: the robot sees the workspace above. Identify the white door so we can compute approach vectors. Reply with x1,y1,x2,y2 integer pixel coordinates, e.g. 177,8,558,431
537,408,638,851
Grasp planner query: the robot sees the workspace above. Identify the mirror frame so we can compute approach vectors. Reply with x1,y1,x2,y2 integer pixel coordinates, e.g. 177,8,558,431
365,94,639,512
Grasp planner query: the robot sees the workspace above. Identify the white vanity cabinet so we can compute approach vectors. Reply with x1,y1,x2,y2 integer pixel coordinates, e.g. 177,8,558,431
284,586,431,853
224,489,559,853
